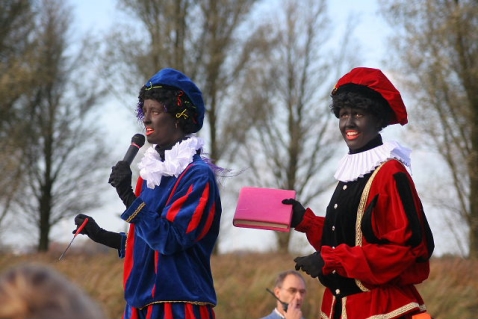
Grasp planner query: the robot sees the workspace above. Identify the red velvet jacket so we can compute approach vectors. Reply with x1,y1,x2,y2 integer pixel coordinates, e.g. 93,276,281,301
296,160,434,319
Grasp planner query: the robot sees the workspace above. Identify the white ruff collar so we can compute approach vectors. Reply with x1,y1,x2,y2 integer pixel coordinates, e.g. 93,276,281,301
334,141,411,182
138,136,204,189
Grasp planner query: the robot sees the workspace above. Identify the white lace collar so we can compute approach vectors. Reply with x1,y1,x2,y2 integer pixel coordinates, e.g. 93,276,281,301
334,141,411,182
138,136,204,189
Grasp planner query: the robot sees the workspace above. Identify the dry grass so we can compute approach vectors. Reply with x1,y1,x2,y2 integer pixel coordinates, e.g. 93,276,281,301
0,250,476,319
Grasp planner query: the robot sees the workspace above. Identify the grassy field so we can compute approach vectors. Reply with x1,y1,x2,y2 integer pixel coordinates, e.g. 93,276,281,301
0,250,476,319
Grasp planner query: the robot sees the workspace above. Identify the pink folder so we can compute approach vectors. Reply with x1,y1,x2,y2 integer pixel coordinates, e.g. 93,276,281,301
233,187,296,232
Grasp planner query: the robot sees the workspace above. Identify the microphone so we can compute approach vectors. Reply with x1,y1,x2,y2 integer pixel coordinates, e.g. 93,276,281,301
122,133,146,164
266,288,288,312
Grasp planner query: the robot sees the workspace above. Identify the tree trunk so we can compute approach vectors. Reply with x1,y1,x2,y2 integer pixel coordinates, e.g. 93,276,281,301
468,97,478,259
277,232,291,254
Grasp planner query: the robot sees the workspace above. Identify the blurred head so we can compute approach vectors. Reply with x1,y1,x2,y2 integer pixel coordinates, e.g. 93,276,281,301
0,262,105,319
274,270,306,315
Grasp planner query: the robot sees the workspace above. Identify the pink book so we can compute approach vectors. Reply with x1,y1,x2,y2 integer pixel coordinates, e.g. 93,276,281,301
233,187,296,232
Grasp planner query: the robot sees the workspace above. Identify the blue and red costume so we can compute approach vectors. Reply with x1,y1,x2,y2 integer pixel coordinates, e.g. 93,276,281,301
118,154,221,319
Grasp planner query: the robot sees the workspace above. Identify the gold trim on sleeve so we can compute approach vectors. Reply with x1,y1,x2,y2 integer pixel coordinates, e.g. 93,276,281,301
126,202,146,223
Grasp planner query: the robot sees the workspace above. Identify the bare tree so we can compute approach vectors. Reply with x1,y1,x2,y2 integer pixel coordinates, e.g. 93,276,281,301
1,0,111,251
379,0,478,258
101,0,198,90
230,0,360,253
0,0,37,228
102,0,263,160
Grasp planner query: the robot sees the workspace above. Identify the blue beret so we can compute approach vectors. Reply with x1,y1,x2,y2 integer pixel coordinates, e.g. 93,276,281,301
145,68,205,132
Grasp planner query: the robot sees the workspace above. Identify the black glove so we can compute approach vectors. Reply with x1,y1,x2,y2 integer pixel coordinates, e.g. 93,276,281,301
108,161,136,207
73,214,122,250
294,251,324,278
282,198,306,228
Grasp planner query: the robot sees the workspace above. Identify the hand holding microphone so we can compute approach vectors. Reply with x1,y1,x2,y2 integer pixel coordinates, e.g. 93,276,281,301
109,161,133,189
108,134,145,207
121,133,146,165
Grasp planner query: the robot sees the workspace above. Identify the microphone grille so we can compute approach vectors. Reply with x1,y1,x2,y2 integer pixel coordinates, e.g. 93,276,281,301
131,133,146,147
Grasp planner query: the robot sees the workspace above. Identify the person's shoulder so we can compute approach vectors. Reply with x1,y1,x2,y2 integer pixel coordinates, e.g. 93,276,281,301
180,156,217,181
380,159,409,173
189,155,212,172
371,159,411,187
258,311,280,319
189,155,217,174
191,154,209,167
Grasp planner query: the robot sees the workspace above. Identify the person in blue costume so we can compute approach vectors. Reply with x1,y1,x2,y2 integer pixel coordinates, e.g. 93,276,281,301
73,68,222,319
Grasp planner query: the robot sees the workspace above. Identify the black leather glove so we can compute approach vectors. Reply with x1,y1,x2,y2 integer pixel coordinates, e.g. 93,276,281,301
108,161,136,207
294,251,324,278
73,214,122,250
282,198,306,228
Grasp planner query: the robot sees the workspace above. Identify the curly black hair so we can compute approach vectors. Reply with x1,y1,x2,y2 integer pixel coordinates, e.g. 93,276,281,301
330,83,394,130
136,85,200,134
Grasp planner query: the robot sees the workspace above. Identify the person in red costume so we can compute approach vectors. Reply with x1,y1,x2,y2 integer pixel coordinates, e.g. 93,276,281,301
282,67,434,319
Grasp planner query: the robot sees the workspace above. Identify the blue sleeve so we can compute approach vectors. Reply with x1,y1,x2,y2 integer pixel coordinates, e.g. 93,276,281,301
120,164,221,255
117,232,127,258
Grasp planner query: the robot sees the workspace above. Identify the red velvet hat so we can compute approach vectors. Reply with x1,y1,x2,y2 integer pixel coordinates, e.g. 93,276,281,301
332,67,408,125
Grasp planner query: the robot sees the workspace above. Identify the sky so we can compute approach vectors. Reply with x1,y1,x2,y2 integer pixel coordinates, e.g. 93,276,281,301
8,0,457,256
72,0,391,67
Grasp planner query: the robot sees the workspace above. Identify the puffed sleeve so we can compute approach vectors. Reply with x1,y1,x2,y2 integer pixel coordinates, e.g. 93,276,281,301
295,208,325,251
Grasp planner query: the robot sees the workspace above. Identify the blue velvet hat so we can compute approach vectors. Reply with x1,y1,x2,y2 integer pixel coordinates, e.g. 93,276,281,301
145,68,205,132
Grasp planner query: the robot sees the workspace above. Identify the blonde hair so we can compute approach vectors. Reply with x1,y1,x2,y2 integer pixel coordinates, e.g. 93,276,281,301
0,262,106,319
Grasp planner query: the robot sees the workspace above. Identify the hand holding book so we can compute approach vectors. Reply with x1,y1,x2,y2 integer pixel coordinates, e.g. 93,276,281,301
233,187,296,232
281,198,306,228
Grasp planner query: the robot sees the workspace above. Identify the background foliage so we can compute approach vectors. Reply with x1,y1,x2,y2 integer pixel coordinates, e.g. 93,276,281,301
0,250,476,319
